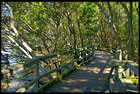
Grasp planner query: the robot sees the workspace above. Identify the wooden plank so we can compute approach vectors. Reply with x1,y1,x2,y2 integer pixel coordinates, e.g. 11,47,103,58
116,79,127,92
24,45,94,68
110,78,122,92
24,58,41,68
24,53,66,68
103,66,114,92
24,53,65,68
35,63,39,89
126,78,138,84
123,78,139,93
112,59,133,63
24,61,73,89
110,78,133,93
110,59,133,67
110,78,138,92
114,66,118,79
39,64,53,80
127,63,139,76
118,66,123,78
20,45,93,91
24,67,60,90
126,68,130,78
35,66,76,92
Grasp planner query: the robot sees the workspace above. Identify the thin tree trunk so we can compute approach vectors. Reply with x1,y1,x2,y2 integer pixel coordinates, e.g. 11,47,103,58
6,35,33,59
72,24,77,49
129,2,134,59
5,3,53,89
121,2,134,59
95,2,122,49
77,10,84,48
41,37,50,53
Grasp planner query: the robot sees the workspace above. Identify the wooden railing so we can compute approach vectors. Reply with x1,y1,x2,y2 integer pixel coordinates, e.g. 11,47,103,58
105,50,139,93
16,45,95,92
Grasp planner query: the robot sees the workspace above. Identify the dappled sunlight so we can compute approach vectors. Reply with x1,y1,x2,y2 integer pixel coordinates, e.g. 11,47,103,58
42,50,115,93
1,1,139,93
71,88,83,92
96,55,103,58
62,79,78,83
79,79,88,82
98,60,106,63
103,67,111,74
87,67,101,74
62,78,88,83
62,87,70,90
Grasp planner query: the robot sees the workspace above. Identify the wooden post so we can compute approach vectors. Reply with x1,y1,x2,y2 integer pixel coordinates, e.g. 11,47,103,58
85,47,88,64
82,48,86,64
92,45,95,59
114,50,122,79
54,62,59,76
126,68,130,78
57,54,61,75
35,63,39,88
114,66,119,79
119,50,122,60
118,68,123,78
118,50,123,78
72,53,75,64
131,70,135,77
71,53,75,69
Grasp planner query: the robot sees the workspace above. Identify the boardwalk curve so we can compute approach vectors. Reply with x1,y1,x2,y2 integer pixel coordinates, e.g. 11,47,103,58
44,50,113,93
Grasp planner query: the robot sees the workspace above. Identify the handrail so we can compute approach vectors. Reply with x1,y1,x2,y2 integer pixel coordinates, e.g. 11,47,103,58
24,60,74,89
106,50,139,93
126,62,139,76
16,45,94,92
2,45,94,76
110,59,138,76
24,45,94,68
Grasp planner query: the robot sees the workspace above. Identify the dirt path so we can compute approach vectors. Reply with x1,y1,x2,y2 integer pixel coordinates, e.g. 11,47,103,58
44,50,113,93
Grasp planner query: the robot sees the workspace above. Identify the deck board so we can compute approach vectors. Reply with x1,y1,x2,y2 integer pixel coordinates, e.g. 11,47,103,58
44,50,113,93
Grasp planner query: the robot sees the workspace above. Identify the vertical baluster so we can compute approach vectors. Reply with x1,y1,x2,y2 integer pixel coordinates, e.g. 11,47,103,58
35,63,39,88
118,50,123,78
85,47,88,64
114,50,122,79
72,52,74,63
56,55,59,76
114,66,118,79
92,45,95,59
126,66,130,78
57,54,61,75
71,52,75,68
82,48,85,64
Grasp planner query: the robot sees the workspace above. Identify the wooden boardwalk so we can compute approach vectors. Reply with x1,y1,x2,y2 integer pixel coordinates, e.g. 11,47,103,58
44,50,113,93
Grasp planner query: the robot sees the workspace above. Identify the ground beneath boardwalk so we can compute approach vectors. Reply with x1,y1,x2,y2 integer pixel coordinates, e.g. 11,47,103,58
44,50,113,93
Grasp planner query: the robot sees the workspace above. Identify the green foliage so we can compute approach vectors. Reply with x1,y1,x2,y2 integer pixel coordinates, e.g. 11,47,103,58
17,59,22,63
1,2,139,62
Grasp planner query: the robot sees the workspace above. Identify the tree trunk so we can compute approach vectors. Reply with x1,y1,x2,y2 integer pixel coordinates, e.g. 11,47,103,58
129,2,135,59
95,2,122,49
77,10,84,48
5,3,53,89
41,37,50,54
121,2,134,60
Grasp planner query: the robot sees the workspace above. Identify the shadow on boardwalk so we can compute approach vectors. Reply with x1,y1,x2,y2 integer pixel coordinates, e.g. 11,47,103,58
44,50,113,93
